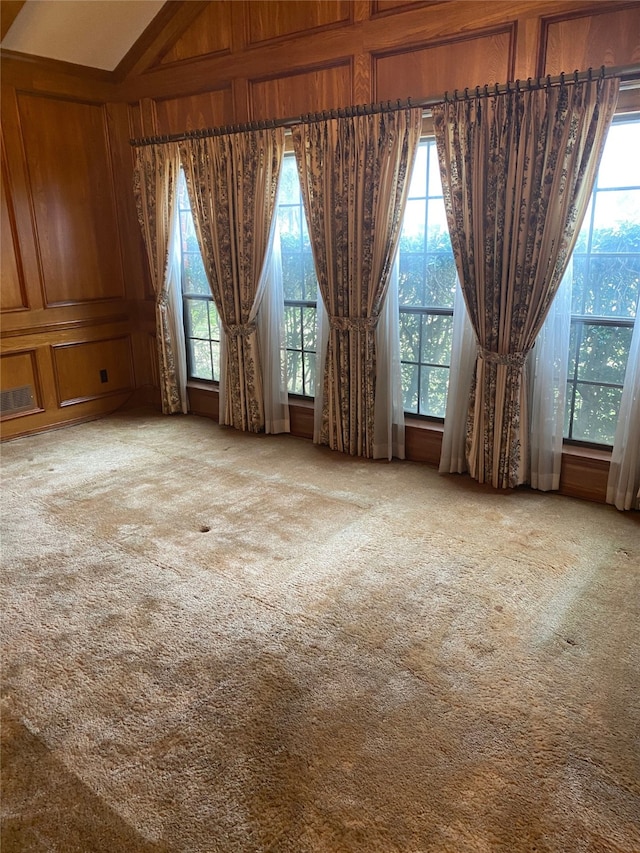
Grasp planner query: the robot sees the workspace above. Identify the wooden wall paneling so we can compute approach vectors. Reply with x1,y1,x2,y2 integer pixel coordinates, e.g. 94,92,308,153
114,1,211,80
52,335,134,406
249,61,353,121
16,93,125,306
156,1,233,66
540,4,640,77
372,1,450,17
128,101,144,140
1,138,28,312
1,85,45,311
105,102,150,304
245,0,352,47
0,349,43,419
373,25,516,102
154,87,234,135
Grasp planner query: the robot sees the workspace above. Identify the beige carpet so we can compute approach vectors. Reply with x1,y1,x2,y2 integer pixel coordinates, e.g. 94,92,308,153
1,408,639,853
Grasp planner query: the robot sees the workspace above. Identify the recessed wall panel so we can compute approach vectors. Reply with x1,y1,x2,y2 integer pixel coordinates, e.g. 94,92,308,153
0,350,43,419
159,1,232,65
17,94,124,306
1,148,27,312
250,62,352,121
374,27,515,103
154,89,234,136
53,336,134,406
246,1,351,46
542,6,640,76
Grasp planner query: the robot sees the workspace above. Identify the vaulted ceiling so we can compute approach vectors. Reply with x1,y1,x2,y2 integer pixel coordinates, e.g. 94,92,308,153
0,0,166,71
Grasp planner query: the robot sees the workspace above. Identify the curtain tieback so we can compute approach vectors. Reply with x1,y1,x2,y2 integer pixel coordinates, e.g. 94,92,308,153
329,316,378,333
477,346,528,368
225,322,257,338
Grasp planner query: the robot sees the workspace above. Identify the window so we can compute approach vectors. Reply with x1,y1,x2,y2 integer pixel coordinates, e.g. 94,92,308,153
278,153,318,397
564,117,640,445
177,171,221,383
398,139,457,418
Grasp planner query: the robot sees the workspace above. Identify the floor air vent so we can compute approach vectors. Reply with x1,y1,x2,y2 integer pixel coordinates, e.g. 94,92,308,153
1,385,35,417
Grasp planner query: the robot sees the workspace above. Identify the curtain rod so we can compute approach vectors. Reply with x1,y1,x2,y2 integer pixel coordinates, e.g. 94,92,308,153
129,62,640,148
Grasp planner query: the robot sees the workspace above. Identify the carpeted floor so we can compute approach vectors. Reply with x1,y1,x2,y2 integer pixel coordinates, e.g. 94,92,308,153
1,408,639,853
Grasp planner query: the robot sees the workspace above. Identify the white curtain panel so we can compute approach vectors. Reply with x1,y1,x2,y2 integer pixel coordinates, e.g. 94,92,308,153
256,223,290,435
528,261,572,491
373,253,406,460
166,203,189,414
313,295,329,447
607,307,640,510
439,279,476,474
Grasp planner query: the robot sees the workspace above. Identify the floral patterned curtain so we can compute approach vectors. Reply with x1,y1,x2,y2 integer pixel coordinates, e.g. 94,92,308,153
433,77,619,489
292,108,422,457
133,143,186,415
180,129,285,432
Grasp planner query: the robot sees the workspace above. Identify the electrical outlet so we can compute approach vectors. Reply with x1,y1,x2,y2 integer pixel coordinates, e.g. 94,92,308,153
100,369,108,383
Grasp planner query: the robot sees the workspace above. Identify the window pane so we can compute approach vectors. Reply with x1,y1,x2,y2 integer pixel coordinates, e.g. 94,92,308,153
284,305,302,349
402,362,419,414
596,122,640,188
279,156,302,204
303,352,316,397
591,190,640,251
401,199,426,251
183,254,209,296
180,210,200,253
398,138,455,418
399,311,420,362
426,200,451,253
421,314,453,366
420,366,449,419
287,350,303,396
399,255,425,306
574,323,633,386
568,383,623,445
302,306,317,349
187,299,209,338
565,117,640,445
424,255,457,307
189,339,213,381
282,254,304,300
589,256,640,318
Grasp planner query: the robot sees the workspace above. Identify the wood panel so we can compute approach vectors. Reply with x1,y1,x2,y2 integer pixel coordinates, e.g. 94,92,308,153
52,336,134,406
372,1,449,17
154,88,234,135
0,350,43,419
158,1,232,65
246,0,352,46
249,62,353,121
541,5,640,77
1,141,28,312
16,93,124,306
374,26,515,103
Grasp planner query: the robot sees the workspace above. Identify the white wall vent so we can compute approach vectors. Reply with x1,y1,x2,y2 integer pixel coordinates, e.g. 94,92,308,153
1,385,35,417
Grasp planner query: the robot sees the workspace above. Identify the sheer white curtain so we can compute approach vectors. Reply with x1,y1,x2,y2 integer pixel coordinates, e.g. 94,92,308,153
373,253,405,460
257,222,290,434
528,262,572,491
313,294,329,446
607,308,640,510
167,202,189,414
439,279,476,474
